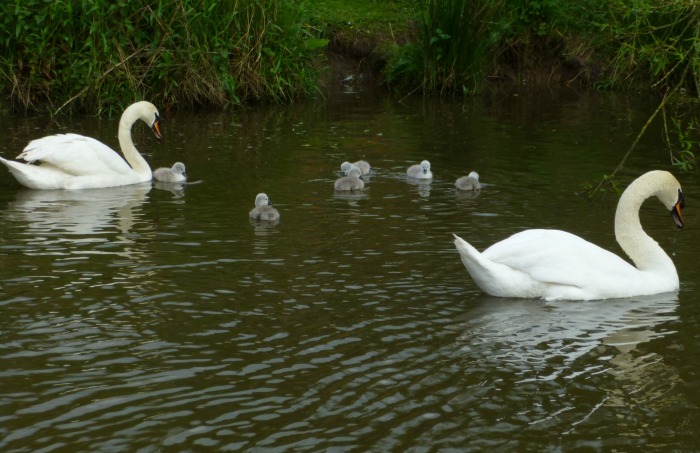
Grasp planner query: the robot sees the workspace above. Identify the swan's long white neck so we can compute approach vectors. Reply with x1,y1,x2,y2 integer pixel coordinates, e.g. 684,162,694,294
118,103,153,177
614,171,677,278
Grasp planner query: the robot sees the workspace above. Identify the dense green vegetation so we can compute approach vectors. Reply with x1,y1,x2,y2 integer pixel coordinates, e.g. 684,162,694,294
0,0,327,115
0,0,697,117
312,0,700,171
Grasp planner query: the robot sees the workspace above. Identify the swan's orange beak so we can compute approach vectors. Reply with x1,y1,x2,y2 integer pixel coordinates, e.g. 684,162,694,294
152,115,162,140
671,189,684,229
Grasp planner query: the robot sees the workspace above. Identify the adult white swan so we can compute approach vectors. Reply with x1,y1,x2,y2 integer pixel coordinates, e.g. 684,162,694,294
0,101,162,190
454,170,685,301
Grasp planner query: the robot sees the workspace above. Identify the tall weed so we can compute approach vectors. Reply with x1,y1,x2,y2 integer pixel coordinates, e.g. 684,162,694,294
385,0,503,95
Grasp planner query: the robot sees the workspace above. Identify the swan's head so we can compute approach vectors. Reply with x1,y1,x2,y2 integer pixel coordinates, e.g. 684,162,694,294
421,160,431,174
341,161,352,174
649,170,684,229
255,193,271,207
172,162,186,178
671,189,685,228
467,171,479,180
151,113,162,140
127,101,162,140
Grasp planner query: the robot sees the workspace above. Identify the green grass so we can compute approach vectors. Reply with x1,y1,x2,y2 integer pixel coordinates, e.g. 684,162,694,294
304,0,414,39
1,0,698,120
303,0,416,63
0,0,328,115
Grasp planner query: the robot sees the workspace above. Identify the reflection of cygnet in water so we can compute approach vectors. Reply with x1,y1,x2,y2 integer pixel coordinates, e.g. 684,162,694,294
455,171,481,191
249,193,280,222
153,162,187,182
341,160,371,175
334,166,364,191
406,160,432,179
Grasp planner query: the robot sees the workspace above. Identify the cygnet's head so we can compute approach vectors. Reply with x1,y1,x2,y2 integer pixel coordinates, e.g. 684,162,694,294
421,160,431,174
254,193,271,207
467,171,479,180
347,166,363,179
340,161,353,174
172,162,187,178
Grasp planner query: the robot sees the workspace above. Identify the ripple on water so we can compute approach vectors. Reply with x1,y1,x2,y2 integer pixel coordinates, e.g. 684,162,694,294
1,95,698,451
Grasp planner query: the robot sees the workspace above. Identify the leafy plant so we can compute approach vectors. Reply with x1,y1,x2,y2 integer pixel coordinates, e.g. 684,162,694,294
666,114,699,172
603,0,699,94
385,0,504,95
0,0,328,114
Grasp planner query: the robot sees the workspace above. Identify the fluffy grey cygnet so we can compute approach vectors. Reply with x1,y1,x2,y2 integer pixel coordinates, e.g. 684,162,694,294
249,193,280,221
334,166,364,191
153,162,187,182
340,160,371,175
455,171,481,191
406,160,432,179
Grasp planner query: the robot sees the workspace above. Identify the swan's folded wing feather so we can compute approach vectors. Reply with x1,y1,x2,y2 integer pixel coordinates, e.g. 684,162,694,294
18,134,134,176
483,229,640,289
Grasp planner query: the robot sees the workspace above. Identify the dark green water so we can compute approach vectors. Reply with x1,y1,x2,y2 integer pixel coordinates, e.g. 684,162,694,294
0,88,699,451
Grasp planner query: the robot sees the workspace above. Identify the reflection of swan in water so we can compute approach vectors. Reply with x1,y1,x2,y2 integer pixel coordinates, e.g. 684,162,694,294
455,292,678,379
5,184,152,254
4,183,160,296
454,292,681,430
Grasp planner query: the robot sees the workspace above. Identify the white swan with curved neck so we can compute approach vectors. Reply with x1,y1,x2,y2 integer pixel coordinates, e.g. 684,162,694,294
454,170,685,301
0,101,162,190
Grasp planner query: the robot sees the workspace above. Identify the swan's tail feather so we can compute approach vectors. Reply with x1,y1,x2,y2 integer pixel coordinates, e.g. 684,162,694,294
453,234,479,262
454,234,513,297
453,234,493,283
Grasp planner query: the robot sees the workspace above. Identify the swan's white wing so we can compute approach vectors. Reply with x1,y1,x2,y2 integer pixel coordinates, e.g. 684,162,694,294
483,229,639,289
18,134,134,176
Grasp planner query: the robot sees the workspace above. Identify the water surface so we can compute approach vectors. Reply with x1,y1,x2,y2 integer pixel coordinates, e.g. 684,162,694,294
1,88,699,451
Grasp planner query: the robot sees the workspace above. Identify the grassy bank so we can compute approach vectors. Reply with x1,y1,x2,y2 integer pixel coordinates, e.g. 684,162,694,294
0,1,697,116
310,0,699,97
308,0,700,171
0,0,328,115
